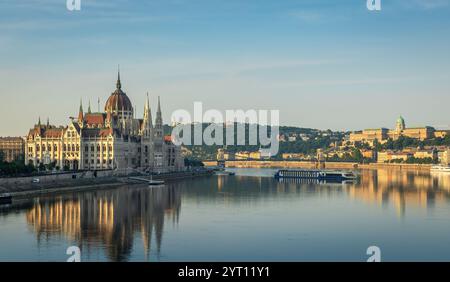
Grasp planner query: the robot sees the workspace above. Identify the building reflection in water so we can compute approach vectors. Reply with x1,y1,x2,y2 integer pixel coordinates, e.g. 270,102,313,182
25,185,181,261
346,169,450,217
14,169,450,261
216,169,450,218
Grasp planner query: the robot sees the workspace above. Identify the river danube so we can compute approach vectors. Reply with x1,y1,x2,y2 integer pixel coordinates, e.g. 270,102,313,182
1,168,450,262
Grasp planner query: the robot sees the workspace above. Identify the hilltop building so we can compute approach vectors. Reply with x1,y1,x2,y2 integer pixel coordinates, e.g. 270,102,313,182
349,116,449,144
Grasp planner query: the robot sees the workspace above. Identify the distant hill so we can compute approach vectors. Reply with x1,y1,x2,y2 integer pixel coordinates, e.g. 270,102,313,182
164,123,346,160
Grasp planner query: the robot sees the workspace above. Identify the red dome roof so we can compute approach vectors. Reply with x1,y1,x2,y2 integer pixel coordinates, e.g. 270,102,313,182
104,72,133,112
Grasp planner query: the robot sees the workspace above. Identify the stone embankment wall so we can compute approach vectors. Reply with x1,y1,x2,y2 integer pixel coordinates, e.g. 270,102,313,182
0,170,115,186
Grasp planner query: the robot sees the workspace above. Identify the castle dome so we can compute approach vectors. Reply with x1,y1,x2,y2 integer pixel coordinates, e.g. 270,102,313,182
104,71,133,113
396,115,406,131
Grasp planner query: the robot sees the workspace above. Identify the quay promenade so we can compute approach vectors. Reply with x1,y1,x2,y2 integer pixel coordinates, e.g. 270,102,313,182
0,170,214,199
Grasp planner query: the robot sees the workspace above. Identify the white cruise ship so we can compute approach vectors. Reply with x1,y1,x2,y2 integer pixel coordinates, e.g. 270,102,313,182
430,165,450,173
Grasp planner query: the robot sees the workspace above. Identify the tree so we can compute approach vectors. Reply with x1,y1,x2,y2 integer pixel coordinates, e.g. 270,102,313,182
184,158,204,167
0,159,36,176
373,139,382,152
46,161,57,171
352,148,364,163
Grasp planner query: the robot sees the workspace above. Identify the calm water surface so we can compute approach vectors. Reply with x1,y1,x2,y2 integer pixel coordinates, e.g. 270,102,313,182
1,168,450,262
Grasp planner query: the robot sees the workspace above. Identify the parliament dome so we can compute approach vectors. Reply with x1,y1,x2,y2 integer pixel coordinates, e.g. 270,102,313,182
104,72,133,113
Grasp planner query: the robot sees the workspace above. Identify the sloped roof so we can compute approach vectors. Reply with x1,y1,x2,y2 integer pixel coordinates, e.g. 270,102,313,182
27,125,65,139
81,128,114,138
84,113,106,126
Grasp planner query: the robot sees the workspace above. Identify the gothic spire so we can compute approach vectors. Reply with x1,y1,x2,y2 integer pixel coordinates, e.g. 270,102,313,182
116,65,122,90
157,95,161,115
88,100,92,114
143,92,153,129
155,96,163,135
78,99,84,125
156,96,162,123
79,98,83,113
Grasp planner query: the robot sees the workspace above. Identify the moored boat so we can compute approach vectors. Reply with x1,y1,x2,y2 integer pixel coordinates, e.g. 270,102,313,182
215,171,235,176
430,165,450,173
274,169,356,181
148,179,165,186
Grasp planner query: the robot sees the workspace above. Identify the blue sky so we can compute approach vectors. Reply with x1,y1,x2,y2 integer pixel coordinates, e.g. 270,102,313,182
0,0,450,136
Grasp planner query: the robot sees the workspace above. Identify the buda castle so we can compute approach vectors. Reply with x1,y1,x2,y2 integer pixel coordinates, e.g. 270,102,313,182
25,72,184,173
349,116,449,145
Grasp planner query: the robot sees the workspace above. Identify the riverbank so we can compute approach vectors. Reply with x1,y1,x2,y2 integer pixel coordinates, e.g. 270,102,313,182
0,170,214,199
203,160,432,171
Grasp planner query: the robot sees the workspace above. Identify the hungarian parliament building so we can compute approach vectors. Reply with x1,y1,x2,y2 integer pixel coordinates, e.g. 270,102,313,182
25,72,184,173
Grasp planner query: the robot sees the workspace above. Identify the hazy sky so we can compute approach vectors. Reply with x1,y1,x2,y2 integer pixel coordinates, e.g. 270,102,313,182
0,0,449,136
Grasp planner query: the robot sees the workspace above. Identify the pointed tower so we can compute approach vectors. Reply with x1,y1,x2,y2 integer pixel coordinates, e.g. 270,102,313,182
46,117,50,127
143,92,153,137
141,93,155,169
78,99,85,128
78,99,84,120
152,96,164,172
155,96,163,139
88,100,92,114
116,66,122,90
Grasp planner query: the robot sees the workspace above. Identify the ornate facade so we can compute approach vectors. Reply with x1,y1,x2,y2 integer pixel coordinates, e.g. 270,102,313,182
25,72,184,173
0,137,25,162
